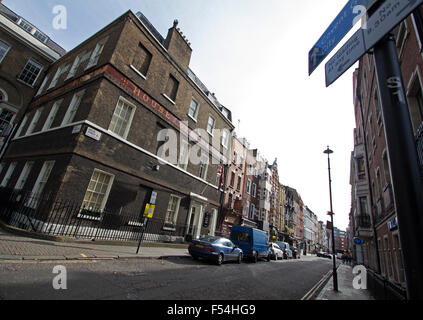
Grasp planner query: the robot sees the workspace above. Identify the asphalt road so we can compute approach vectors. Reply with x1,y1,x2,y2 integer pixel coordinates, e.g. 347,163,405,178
0,255,333,301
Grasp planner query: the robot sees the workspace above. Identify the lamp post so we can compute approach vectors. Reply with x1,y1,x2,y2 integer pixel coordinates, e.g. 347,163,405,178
324,146,338,292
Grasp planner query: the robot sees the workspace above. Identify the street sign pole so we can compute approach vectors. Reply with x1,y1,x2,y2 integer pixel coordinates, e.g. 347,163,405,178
373,33,423,300
136,217,149,254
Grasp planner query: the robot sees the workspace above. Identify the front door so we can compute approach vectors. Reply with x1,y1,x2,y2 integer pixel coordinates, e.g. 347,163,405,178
187,202,203,240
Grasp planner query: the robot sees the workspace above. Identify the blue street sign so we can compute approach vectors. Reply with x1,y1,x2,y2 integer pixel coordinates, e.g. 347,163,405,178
309,0,377,75
354,238,362,245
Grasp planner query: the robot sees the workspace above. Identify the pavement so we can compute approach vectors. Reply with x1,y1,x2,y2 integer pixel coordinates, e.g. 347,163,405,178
0,227,190,261
0,227,375,300
315,263,375,300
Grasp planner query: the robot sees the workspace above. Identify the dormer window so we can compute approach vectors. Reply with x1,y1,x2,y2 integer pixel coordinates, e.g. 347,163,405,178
18,19,33,33
17,18,48,44
34,30,47,43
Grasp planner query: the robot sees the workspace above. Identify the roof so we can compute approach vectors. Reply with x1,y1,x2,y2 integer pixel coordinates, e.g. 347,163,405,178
0,3,66,57
135,11,232,124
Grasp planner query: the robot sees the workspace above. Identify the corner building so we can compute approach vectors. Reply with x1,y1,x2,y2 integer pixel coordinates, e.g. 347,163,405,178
0,10,234,241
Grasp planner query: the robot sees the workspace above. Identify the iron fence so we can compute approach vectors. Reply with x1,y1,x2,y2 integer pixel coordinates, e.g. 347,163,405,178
0,188,195,244
367,269,407,300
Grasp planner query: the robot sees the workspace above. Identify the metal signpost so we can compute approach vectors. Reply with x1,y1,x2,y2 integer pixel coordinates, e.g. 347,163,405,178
136,191,158,254
311,0,423,299
309,0,378,75
373,32,423,300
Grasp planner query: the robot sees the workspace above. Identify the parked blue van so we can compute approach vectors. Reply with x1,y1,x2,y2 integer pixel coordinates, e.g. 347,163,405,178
230,225,270,263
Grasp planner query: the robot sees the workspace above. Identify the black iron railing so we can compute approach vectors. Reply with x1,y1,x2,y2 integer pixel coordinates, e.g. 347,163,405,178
355,214,371,229
0,188,195,243
367,269,407,300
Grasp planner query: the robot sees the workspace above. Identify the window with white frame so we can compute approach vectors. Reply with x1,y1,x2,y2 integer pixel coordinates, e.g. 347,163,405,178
36,75,49,97
131,42,152,77
0,40,10,63
48,66,63,90
252,183,257,197
406,69,423,133
178,139,189,170
33,30,47,43
81,169,114,213
0,162,17,187
246,179,251,194
250,203,255,220
18,59,43,86
61,90,85,126
244,200,250,218
86,37,108,70
188,99,199,121
15,114,28,138
66,55,81,80
14,161,34,190
396,21,408,59
25,107,43,135
42,100,62,131
165,195,181,225
164,74,179,103
108,97,136,139
0,108,14,130
18,19,33,33
221,129,229,149
236,175,242,191
199,155,209,180
29,161,54,199
207,116,215,135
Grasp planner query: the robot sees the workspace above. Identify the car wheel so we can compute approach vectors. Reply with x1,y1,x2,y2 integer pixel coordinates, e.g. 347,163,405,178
217,253,223,266
237,253,242,264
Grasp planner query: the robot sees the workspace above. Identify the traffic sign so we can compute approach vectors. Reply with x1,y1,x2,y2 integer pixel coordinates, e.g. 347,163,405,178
354,237,363,245
324,0,423,86
325,29,366,87
308,0,378,75
363,0,423,50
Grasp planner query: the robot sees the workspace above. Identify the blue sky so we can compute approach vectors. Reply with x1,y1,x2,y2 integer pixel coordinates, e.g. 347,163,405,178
4,0,360,230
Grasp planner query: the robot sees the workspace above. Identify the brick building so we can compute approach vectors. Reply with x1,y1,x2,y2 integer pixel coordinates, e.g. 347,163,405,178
349,5,423,299
0,10,234,241
0,2,65,155
220,135,248,235
268,158,280,240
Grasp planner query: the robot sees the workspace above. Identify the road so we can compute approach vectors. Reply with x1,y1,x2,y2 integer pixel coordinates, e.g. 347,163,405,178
0,255,332,300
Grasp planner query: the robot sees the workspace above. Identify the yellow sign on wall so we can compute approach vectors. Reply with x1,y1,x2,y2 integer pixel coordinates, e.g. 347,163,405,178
143,204,156,218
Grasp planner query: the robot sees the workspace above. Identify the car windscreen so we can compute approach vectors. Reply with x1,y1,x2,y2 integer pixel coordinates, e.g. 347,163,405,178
276,242,286,249
230,230,251,243
199,236,221,243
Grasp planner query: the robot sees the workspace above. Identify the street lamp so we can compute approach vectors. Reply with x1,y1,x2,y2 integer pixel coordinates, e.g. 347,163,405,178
324,146,338,292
